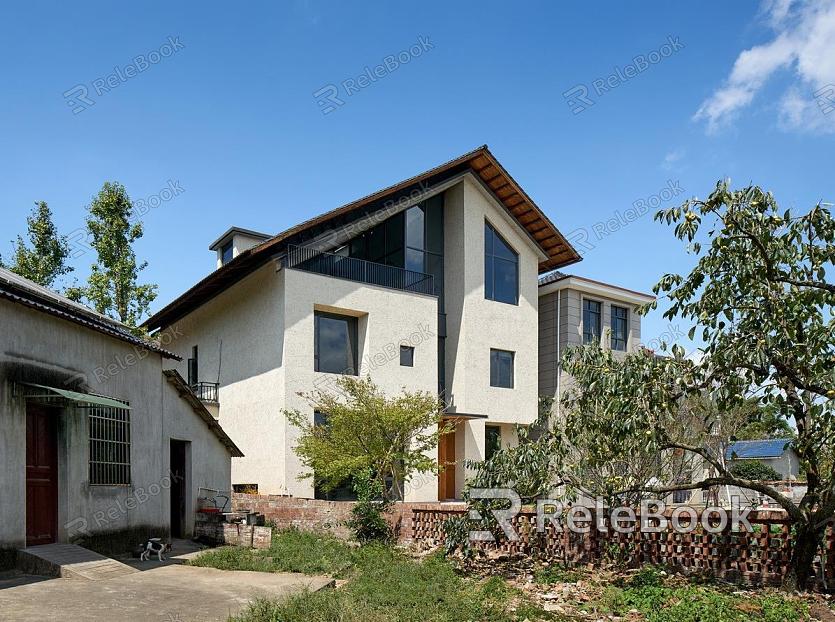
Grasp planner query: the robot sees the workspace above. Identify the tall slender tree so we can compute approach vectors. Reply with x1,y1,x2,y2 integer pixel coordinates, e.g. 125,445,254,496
1,201,73,288
66,182,157,329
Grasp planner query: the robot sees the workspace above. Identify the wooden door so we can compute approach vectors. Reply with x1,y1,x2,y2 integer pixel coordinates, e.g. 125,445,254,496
170,440,188,538
26,404,58,546
438,419,456,500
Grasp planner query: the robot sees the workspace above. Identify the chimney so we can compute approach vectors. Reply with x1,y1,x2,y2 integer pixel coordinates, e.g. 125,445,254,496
208,227,272,269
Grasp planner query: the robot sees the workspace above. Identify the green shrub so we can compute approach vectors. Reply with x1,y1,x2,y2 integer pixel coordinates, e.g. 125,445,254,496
346,471,393,544
729,459,783,481
533,564,582,584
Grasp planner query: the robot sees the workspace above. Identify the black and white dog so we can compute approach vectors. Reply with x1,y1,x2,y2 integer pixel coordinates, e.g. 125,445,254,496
139,538,172,562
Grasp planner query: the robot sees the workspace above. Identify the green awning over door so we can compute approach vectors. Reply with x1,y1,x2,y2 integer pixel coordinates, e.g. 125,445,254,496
20,382,130,410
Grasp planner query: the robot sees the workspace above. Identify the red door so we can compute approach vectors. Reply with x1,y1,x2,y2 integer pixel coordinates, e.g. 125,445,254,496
26,404,58,546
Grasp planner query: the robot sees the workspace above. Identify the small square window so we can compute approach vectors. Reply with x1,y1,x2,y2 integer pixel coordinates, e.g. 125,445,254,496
400,345,414,367
490,349,514,388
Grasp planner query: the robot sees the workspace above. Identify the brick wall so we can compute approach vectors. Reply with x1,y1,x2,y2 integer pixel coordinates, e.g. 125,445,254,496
231,493,465,541
195,512,272,549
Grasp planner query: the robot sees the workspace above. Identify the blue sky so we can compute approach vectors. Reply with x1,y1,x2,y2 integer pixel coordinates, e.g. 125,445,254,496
1,0,833,352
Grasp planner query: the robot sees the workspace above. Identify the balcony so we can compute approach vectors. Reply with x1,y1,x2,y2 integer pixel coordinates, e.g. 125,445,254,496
191,381,219,403
281,245,435,296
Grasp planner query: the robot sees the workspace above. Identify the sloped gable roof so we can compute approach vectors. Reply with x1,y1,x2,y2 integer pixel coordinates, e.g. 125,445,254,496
144,146,581,331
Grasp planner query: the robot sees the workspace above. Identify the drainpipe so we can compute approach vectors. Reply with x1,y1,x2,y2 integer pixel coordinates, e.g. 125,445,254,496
555,290,561,417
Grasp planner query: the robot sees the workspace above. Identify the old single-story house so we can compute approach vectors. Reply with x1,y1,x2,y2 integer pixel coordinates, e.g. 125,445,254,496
726,438,800,480
0,267,242,565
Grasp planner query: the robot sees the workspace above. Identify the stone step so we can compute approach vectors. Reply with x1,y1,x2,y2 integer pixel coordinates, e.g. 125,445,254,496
17,544,139,581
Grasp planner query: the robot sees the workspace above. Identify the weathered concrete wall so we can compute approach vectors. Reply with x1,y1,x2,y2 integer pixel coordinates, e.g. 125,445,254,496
0,297,235,551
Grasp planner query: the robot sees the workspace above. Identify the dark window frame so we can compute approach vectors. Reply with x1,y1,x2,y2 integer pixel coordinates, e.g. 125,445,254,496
220,241,233,265
314,311,359,375
582,299,602,345
484,221,519,306
485,425,502,461
490,348,515,388
399,344,415,367
611,305,628,351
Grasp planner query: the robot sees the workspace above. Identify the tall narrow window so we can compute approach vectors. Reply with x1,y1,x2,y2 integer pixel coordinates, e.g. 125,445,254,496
484,222,519,305
187,345,198,386
221,241,233,265
583,300,601,345
490,349,514,388
314,312,358,375
89,404,131,486
485,425,502,460
611,305,628,351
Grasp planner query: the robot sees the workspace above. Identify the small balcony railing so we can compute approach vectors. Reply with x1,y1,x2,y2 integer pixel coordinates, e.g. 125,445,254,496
191,382,219,403
281,245,435,296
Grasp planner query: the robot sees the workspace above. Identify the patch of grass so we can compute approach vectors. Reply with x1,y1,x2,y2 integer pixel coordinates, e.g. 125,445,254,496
229,544,556,622
533,564,583,585
598,584,809,622
188,528,357,578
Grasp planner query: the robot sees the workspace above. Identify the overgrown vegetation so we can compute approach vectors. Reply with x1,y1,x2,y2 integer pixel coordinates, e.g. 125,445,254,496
194,530,553,622
346,470,394,544
730,459,784,481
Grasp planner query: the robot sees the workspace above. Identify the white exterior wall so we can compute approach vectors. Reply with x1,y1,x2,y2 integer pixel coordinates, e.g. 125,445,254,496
444,176,542,496
0,299,233,551
164,263,285,494
280,267,438,501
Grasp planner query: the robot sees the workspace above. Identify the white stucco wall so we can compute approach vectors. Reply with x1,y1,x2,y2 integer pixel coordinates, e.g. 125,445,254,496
280,267,438,501
0,298,234,551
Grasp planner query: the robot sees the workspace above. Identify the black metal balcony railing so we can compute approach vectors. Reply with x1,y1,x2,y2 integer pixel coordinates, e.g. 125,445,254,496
282,245,435,296
191,382,219,403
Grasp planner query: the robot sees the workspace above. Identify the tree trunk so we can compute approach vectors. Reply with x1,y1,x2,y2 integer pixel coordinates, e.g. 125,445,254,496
785,522,823,591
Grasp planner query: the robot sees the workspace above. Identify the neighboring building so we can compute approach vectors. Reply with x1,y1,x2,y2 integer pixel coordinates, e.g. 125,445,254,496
0,268,242,559
144,146,588,501
726,438,800,480
537,271,655,409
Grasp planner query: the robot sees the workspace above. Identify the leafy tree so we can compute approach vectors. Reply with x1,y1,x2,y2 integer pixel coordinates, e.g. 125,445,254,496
65,182,157,329
1,201,73,288
729,460,783,481
286,376,448,501
735,402,796,440
560,181,834,590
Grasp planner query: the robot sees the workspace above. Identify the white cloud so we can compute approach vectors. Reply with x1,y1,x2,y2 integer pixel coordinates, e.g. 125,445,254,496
695,0,835,134
661,148,686,170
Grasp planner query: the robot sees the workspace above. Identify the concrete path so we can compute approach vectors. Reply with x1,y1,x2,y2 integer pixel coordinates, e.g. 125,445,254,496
17,544,139,580
0,564,334,621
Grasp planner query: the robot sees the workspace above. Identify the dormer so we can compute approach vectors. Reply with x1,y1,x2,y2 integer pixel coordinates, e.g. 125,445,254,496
209,227,272,268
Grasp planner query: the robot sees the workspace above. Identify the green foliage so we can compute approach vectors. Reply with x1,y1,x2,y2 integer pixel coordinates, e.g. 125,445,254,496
65,182,157,329
286,376,447,500
227,542,552,622
1,201,73,288
441,514,472,559
625,565,666,588
559,180,835,588
346,470,393,544
730,459,783,481
736,402,796,440
598,584,808,622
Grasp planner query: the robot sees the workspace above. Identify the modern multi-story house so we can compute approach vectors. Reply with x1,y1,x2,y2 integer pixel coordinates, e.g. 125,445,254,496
144,146,650,502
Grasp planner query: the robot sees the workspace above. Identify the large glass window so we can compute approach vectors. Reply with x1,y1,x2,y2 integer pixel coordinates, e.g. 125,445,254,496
583,300,601,345
490,349,514,388
484,222,519,305
611,305,628,351
485,425,502,460
314,312,358,375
